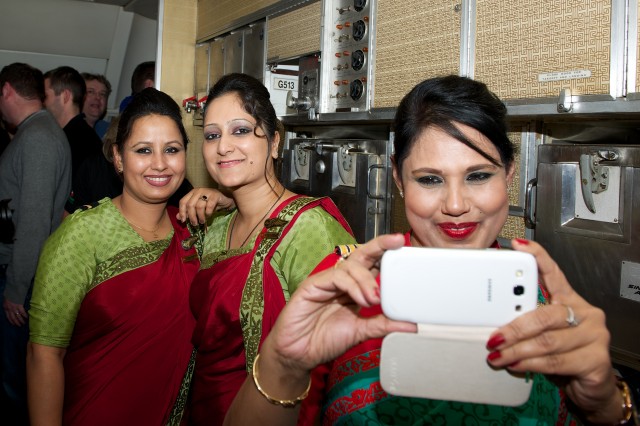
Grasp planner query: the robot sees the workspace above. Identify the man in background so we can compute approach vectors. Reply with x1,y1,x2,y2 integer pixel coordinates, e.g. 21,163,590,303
81,72,111,139
119,60,155,112
44,66,102,213
0,62,71,425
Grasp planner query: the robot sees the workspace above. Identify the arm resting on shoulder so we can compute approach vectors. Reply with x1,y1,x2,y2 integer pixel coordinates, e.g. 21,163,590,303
27,342,66,426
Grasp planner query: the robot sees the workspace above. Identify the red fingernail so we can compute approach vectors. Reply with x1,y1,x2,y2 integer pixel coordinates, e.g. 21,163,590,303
487,351,501,362
487,334,506,349
515,238,529,245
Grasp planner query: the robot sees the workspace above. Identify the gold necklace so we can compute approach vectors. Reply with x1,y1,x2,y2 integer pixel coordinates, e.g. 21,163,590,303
127,219,162,239
116,198,166,240
228,189,285,250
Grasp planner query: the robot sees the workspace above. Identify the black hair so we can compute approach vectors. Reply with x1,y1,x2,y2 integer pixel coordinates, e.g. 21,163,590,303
43,66,86,109
394,75,514,176
0,63,45,102
131,61,155,94
114,88,189,155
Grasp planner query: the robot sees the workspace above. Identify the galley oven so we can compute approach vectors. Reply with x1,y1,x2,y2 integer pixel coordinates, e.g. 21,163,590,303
280,126,393,243
528,126,640,369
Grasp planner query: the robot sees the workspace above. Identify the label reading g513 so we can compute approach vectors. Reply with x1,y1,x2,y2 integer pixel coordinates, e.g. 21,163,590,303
274,78,297,91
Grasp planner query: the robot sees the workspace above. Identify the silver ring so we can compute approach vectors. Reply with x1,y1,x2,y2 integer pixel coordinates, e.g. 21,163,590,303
200,195,208,201
15,312,20,316
565,305,579,327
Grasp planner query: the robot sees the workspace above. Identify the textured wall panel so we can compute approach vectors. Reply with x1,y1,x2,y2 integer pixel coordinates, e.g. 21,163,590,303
374,0,461,108
475,0,611,100
390,186,410,235
198,0,279,40
498,215,527,241
637,2,640,93
161,0,214,188
267,1,321,61
507,129,522,207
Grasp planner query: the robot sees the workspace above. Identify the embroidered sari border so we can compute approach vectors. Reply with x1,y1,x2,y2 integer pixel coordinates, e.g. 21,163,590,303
240,196,321,374
91,239,171,291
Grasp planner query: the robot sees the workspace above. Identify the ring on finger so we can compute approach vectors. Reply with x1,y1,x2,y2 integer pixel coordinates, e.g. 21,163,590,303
564,305,579,327
200,195,208,201
333,257,345,270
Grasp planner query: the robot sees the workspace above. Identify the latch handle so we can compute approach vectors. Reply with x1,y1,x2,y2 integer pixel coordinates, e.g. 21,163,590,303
524,178,537,229
579,153,610,214
557,88,573,113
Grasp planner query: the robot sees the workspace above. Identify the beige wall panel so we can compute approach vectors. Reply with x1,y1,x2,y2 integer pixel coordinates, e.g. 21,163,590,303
637,2,640,93
507,129,522,207
374,0,461,108
390,186,410,235
475,0,611,100
198,0,279,41
498,215,527,241
161,0,214,188
267,1,321,61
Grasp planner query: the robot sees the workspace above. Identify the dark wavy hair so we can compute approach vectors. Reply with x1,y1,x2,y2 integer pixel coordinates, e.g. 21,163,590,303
114,87,189,155
394,75,514,176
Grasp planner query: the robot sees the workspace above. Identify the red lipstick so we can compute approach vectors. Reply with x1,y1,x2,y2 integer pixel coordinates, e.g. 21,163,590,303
438,222,478,239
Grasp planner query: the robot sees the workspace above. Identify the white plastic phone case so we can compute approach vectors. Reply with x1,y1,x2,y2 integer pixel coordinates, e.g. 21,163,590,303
380,325,533,407
380,247,538,327
379,247,538,406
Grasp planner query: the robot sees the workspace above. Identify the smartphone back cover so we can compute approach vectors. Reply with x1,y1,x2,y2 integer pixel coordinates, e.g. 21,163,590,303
380,325,533,407
380,247,538,327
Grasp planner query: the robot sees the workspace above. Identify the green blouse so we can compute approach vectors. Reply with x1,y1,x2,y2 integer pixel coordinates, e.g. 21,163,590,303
201,203,355,300
29,198,173,348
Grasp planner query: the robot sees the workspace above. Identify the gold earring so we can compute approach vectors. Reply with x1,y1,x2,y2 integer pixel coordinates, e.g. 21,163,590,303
118,167,123,173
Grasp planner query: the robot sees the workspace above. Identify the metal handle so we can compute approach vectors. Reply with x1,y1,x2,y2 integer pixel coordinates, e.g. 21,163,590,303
367,164,385,199
524,177,537,229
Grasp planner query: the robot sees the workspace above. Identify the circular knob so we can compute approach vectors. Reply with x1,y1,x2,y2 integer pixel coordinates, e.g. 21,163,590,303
315,159,326,174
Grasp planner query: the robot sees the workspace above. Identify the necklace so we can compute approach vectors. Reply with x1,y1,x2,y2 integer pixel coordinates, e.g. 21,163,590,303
227,188,285,250
115,198,166,240
127,219,162,239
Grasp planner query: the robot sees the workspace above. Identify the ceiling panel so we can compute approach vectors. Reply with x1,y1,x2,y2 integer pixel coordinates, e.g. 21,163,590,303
73,0,158,20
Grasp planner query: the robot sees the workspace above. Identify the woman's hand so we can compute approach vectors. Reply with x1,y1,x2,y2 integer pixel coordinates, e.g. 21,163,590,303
176,188,234,225
487,239,620,424
265,233,416,373
224,234,416,426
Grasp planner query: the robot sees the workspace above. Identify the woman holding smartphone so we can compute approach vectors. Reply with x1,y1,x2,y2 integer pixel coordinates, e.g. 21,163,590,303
222,76,631,425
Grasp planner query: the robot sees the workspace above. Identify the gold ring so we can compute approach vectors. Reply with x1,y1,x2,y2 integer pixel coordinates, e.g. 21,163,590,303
333,257,345,269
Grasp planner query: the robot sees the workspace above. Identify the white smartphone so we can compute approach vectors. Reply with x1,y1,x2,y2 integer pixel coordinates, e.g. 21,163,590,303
380,246,538,327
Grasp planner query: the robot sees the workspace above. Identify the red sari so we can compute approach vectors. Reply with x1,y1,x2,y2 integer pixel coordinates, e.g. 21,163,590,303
188,196,352,425
62,212,199,425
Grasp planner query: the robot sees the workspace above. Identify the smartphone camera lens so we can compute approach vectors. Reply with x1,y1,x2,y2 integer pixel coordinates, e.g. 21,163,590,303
513,285,525,295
